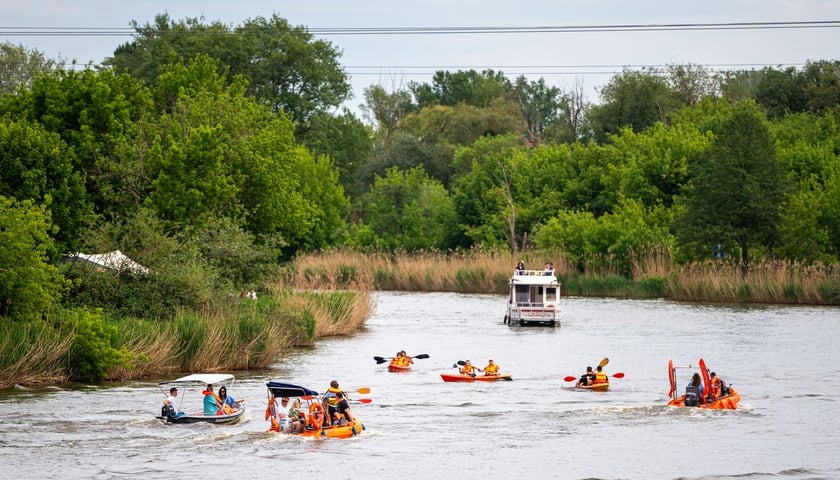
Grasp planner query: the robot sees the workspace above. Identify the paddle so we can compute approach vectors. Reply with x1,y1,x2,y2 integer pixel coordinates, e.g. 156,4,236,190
351,398,373,404
564,372,624,382
452,360,476,377
375,354,430,364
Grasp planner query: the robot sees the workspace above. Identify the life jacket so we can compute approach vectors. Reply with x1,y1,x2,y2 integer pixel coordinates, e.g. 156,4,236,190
326,386,342,405
484,364,499,375
710,376,722,400
461,364,476,375
593,372,608,384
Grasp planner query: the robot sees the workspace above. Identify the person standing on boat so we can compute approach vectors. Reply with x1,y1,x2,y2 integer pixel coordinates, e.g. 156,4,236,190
482,359,500,376
578,366,595,386
202,384,223,415
274,396,291,432
515,261,525,275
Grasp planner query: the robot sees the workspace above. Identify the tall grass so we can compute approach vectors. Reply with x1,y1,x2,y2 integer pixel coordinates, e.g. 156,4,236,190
290,249,840,305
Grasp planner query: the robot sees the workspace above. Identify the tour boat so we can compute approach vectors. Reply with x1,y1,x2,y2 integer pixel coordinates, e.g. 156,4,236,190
265,381,365,439
504,268,560,326
440,373,513,382
667,358,741,410
156,373,246,425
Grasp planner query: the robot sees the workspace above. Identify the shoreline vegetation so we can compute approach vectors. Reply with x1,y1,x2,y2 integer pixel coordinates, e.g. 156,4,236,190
3,249,837,390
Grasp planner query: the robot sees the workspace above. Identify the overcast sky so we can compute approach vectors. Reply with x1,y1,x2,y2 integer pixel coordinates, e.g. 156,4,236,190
2,0,839,113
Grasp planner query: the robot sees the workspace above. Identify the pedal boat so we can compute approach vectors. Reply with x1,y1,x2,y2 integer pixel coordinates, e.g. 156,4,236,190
266,381,365,439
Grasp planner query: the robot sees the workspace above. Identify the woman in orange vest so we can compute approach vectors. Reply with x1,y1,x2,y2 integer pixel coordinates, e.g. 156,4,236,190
460,360,477,376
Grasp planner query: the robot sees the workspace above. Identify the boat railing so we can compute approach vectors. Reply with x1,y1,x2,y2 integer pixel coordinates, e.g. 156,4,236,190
513,269,555,277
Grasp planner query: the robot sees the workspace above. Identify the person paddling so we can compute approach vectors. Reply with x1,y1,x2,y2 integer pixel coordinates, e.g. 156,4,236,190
459,360,477,376
578,366,595,386
482,359,500,376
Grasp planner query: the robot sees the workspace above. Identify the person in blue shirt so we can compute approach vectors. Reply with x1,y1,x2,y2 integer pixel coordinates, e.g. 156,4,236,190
202,384,222,415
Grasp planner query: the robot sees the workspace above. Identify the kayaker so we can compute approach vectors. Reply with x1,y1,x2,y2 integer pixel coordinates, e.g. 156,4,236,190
400,351,413,367
482,359,500,376
592,365,609,384
578,366,595,386
459,360,477,376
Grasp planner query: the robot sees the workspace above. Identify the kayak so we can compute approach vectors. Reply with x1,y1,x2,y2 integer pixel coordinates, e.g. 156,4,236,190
388,363,411,373
575,382,609,391
440,373,513,382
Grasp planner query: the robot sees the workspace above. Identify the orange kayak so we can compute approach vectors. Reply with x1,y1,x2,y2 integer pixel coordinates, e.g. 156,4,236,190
575,382,609,391
440,373,513,382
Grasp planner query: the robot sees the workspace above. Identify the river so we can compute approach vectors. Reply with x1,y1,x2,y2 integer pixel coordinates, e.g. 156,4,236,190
2,292,839,480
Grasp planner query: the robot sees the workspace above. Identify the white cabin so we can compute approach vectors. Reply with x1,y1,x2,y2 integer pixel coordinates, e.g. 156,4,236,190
504,269,560,326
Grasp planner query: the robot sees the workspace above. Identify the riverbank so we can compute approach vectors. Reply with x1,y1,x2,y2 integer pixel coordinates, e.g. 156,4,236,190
290,249,840,305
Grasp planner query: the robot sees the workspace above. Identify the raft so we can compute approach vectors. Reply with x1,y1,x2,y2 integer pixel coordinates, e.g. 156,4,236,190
575,382,609,391
440,373,513,382
667,387,741,410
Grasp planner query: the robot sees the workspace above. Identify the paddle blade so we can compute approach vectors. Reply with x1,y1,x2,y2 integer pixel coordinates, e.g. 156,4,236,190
502,375,513,381
354,398,373,404
413,354,430,359
612,372,625,379
564,376,577,382
599,357,609,368
355,387,371,394
457,360,466,365
374,356,388,364
452,363,458,368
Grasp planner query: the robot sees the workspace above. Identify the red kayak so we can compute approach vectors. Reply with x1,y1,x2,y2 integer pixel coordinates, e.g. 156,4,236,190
440,373,513,382
388,363,411,373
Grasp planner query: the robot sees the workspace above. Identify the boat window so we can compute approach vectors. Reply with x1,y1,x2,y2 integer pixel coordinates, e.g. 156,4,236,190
515,285,530,305
545,287,557,302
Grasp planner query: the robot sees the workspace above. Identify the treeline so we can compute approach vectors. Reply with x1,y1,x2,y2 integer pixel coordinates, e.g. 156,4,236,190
1,14,840,383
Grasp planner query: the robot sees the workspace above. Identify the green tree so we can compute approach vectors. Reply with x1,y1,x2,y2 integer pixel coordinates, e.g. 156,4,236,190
107,13,350,140
410,69,511,108
353,167,457,251
0,119,93,254
588,68,672,144
0,196,67,321
304,108,373,201
0,41,59,95
754,66,807,119
673,101,789,273
361,84,416,141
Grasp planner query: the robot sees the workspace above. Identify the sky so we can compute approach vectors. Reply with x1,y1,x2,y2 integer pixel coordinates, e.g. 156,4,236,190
2,0,839,115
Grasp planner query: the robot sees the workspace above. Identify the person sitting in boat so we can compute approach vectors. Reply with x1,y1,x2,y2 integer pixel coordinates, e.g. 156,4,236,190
515,261,525,275
482,359,500,376
323,380,355,426
578,366,595,386
161,387,181,418
592,365,609,385
202,384,223,415
327,391,356,425
685,373,705,406
709,372,729,401
459,360,477,376
273,396,291,432
288,398,306,433
218,386,243,414
399,351,413,367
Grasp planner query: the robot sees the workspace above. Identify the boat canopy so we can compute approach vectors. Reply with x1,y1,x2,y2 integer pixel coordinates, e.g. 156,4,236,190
159,373,235,386
266,381,320,398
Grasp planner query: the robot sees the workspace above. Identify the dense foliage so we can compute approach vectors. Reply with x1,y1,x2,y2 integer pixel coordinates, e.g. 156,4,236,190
1,19,840,379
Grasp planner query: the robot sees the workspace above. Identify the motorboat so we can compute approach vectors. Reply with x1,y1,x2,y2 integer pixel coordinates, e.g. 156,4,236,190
156,373,246,424
504,268,560,326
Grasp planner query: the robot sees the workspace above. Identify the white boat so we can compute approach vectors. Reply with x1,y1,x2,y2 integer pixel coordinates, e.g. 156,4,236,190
503,269,560,326
156,373,246,425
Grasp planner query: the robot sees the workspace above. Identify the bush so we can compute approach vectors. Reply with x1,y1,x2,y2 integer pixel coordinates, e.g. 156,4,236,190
67,309,133,381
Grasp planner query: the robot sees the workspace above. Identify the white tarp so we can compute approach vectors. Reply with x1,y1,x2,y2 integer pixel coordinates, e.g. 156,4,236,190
70,250,149,274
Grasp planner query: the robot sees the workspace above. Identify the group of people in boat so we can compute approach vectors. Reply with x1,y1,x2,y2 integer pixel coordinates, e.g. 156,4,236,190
513,261,555,276
459,359,501,377
202,383,244,415
684,371,730,406
577,365,609,387
266,379,357,434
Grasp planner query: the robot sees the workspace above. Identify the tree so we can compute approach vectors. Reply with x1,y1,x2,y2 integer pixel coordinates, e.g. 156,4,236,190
0,196,67,322
107,13,351,141
361,83,416,141
353,167,457,251
511,76,562,146
0,41,59,95
588,68,673,144
754,66,807,119
409,69,511,108
0,119,93,254
673,101,789,273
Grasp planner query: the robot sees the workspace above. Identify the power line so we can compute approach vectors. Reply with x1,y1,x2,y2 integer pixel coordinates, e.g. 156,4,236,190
1,20,839,36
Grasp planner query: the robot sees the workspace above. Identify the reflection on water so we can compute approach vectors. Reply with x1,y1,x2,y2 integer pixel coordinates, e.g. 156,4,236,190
2,292,840,480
